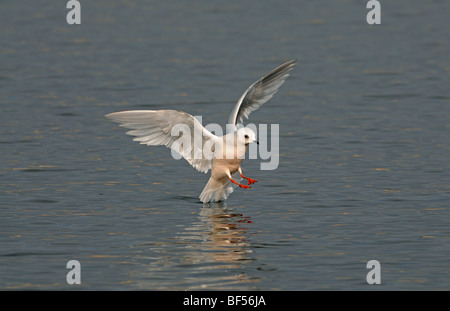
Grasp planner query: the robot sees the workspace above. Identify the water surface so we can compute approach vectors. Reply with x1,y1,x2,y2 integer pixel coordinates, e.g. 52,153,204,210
0,0,449,290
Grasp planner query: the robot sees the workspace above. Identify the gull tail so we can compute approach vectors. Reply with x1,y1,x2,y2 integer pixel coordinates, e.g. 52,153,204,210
199,177,234,203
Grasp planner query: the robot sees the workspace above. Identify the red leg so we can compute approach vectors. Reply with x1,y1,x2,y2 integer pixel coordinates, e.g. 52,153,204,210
230,178,251,189
240,173,258,185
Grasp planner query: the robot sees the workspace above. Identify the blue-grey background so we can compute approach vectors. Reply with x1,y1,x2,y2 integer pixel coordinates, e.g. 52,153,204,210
0,0,449,290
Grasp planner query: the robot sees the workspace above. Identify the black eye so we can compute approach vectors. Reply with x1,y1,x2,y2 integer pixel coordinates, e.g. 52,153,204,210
244,134,249,139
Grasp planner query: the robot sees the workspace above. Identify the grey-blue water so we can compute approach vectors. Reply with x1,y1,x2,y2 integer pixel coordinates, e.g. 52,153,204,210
0,0,449,290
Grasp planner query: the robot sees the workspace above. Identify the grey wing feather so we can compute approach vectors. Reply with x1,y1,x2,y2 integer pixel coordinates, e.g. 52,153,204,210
227,59,296,126
105,110,219,173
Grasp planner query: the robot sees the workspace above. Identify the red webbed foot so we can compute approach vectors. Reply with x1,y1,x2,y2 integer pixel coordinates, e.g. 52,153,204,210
240,174,258,185
230,178,252,189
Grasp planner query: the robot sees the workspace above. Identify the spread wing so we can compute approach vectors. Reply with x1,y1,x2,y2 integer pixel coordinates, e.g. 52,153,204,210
105,110,220,173
227,59,296,127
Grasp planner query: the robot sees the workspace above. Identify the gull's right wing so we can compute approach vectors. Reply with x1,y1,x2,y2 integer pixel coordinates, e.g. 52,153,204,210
106,110,220,173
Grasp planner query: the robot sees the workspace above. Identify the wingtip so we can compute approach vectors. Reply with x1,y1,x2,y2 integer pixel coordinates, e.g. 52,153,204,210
105,112,124,121
276,59,297,72
286,59,297,67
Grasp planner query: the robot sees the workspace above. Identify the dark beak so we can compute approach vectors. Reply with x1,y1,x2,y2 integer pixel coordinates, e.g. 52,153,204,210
256,140,259,145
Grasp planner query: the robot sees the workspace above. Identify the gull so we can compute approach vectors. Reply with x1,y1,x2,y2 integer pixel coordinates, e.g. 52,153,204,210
106,59,296,203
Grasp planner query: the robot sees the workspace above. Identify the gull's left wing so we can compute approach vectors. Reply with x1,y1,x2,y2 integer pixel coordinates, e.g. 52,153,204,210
227,59,296,128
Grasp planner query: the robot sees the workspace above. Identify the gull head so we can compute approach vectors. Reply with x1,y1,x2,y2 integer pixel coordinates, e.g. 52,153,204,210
237,127,258,146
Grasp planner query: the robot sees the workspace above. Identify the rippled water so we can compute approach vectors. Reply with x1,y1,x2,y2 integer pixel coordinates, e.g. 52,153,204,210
1,1,449,290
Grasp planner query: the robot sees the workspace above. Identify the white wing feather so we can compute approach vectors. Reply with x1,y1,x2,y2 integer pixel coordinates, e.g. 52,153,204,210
227,59,296,127
105,110,220,173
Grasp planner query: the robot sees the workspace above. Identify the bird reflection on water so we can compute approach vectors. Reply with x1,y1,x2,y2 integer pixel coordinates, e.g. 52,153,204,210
182,202,254,264
135,201,260,290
